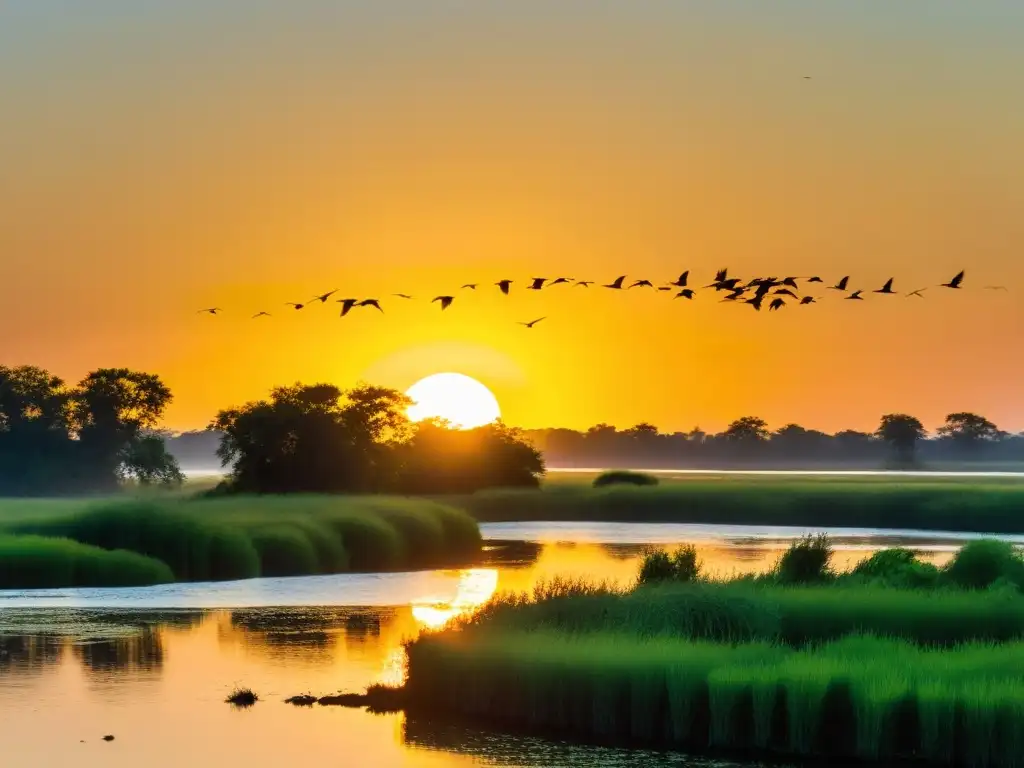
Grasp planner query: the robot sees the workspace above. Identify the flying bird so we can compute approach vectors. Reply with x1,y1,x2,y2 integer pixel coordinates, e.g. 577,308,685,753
675,289,695,300
906,288,927,299
433,295,455,310
846,290,865,301
359,299,384,313
337,298,359,316
628,279,654,289
773,288,799,299
806,276,824,283
711,268,729,283
941,270,965,289
461,284,478,290
745,296,764,311
549,277,573,286
519,317,546,328
781,277,800,289
574,280,594,287
830,276,850,291
310,289,339,303
251,311,272,318
769,298,786,311
874,278,896,295
528,277,547,290
198,308,222,315
393,293,414,299
670,271,690,288
721,288,745,301
799,296,816,305
495,280,513,295
984,285,1008,291
285,302,306,310
604,276,627,289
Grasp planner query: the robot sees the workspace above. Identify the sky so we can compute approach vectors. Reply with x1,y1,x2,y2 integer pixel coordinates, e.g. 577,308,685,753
1,1,1022,434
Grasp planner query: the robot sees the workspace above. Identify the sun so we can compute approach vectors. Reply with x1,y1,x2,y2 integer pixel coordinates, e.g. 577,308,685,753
405,372,501,429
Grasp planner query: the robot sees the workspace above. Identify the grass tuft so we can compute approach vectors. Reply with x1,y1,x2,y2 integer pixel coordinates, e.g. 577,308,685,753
226,687,258,707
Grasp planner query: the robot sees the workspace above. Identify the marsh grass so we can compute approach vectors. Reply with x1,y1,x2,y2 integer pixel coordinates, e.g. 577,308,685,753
0,534,175,588
405,631,1024,766
457,479,1024,533
0,495,481,588
226,687,258,708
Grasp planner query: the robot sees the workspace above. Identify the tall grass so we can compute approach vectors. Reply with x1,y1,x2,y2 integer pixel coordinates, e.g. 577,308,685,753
0,535,174,588
1,495,481,588
405,631,1024,766
455,479,1024,533
463,581,1024,647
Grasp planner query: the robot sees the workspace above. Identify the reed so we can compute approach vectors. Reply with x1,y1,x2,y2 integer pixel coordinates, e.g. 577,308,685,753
0,534,174,588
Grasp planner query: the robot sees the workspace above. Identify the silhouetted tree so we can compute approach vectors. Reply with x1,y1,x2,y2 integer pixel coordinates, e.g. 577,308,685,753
876,414,927,465
213,383,544,494
936,412,1005,452
724,416,770,443
0,365,180,495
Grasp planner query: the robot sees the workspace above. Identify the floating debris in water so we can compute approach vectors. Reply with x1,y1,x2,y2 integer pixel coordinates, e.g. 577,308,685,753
225,687,258,708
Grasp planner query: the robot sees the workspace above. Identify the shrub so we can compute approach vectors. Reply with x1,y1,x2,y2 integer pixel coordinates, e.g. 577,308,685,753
672,544,702,582
593,470,659,488
638,545,703,585
249,525,322,577
0,535,174,588
943,539,1024,590
773,534,834,585
848,547,941,589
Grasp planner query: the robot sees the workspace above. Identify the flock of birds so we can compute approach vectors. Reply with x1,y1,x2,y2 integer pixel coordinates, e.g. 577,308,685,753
199,269,1005,326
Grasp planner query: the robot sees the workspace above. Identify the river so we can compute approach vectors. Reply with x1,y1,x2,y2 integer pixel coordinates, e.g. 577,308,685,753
0,523,1008,767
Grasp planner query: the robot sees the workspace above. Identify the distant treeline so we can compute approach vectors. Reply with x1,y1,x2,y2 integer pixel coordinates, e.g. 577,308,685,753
168,411,1024,472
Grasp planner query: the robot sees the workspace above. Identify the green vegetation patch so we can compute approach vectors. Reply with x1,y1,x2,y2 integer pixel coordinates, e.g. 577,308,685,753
0,535,174,589
592,470,659,488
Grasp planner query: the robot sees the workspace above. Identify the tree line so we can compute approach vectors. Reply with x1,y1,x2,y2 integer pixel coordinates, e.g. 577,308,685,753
0,364,544,496
523,413,1023,469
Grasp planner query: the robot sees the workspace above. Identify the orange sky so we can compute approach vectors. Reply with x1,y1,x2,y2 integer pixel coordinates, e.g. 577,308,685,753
1,3,1022,433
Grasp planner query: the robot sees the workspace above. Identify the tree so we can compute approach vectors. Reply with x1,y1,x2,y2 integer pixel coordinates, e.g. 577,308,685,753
723,416,770,443
936,412,1005,451
0,365,178,495
876,414,926,465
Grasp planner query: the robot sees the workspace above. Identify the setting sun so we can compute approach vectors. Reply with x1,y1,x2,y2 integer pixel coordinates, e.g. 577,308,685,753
406,373,501,429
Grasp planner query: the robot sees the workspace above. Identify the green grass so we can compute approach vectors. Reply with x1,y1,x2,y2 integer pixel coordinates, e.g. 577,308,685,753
0,495,481,588
452,478,1024,533
0,535,174,588
464,579,1024,647
405,631,1024,766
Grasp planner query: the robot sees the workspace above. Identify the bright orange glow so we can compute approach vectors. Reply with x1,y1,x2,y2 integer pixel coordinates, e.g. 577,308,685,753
406,373,501,429
410,569,500,630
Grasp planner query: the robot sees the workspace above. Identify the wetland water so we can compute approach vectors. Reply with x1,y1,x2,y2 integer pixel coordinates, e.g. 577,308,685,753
0,523,1011,767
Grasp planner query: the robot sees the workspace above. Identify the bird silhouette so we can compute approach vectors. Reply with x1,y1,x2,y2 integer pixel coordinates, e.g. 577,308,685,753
519,317,546,328
433,296,455,310
393,293,414,299
285,302,306,310
574,280,594,287
830,276,850,291
675,289,695,300
310,289,339,303
628,279,654,289
781,277,800,289
359,299,384,313
549,277,573,286
984,285,1008,291
461,284,478,290
712,268,729,283
906,288,927,299
252,311,272,318
604,276,627,289
874,278,896,294
806,276,824,283
941,270,965,289
846,290,865,301
337,298,359,317
773,288,800,299
528,277,547,290
496,280,513,295
745,296,764,311
670,271,690,288
799,296,816,305
721,288,746,301
769,298,786,311
198,308,222,315
657,286,673,292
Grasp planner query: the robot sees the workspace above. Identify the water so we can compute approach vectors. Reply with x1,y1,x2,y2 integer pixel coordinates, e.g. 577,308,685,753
0,524,1001,767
